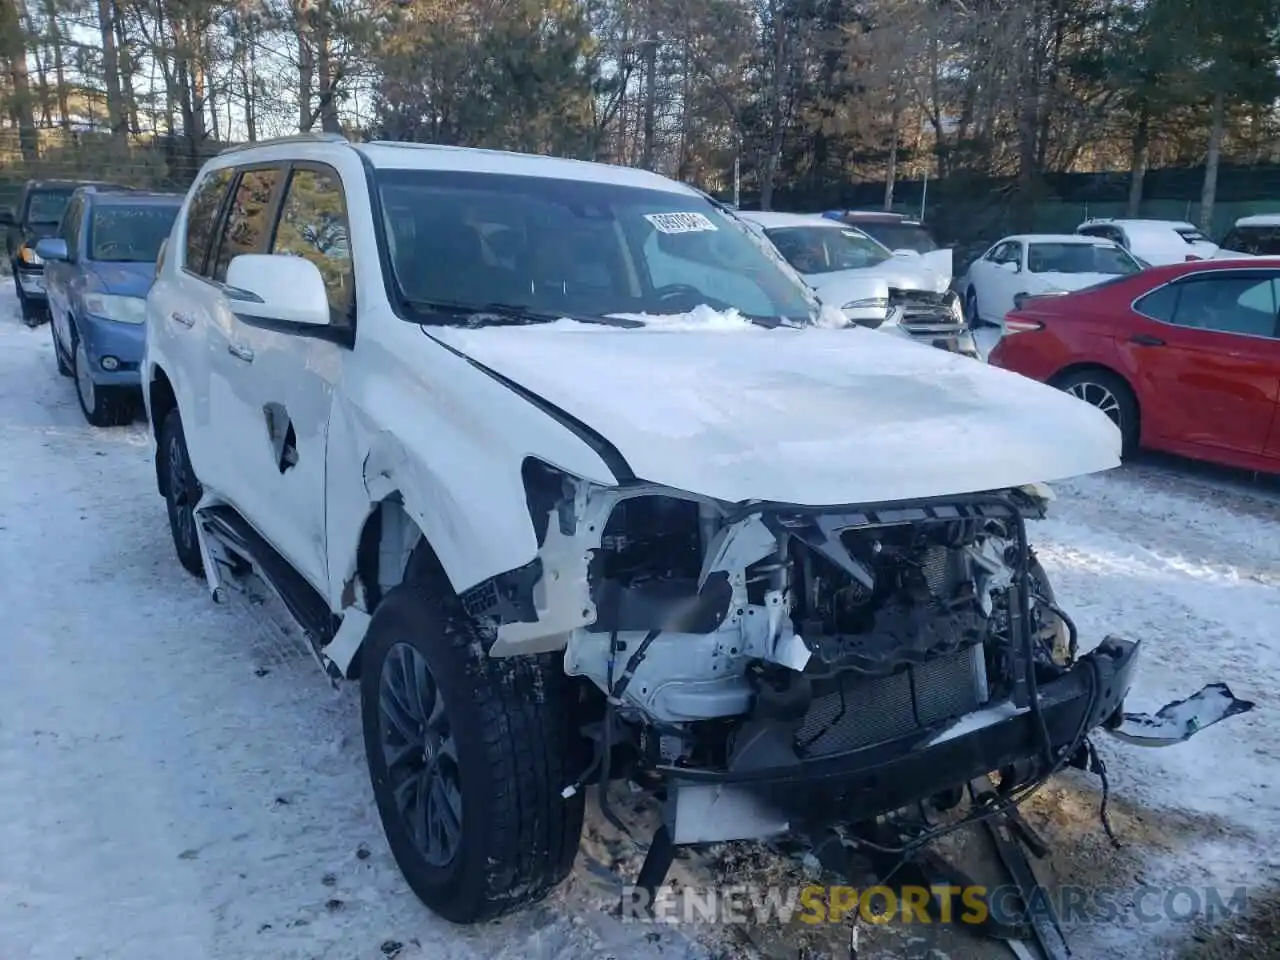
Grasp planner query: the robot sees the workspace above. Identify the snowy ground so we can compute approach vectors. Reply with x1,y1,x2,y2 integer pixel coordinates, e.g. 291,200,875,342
1,294,1276,960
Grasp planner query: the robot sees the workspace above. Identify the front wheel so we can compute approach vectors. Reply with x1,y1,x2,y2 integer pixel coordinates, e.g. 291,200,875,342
52,321,71,376
18,289,46,327
965,287,986,328
159,408,205,577
360,580,585,924
73,338,132,426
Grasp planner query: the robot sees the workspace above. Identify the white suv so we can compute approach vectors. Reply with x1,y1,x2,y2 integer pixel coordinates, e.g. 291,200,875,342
143,133,1159,924
1075,218,1220,265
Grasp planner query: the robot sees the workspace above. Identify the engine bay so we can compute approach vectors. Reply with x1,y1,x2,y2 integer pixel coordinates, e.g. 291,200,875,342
513,483,1071,769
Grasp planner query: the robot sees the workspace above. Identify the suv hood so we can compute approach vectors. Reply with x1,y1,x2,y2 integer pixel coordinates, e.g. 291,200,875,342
809,261,949,296
428,319,1120,504
89,260,157,297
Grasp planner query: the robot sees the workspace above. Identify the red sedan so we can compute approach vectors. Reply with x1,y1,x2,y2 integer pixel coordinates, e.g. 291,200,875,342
988,258,1280,472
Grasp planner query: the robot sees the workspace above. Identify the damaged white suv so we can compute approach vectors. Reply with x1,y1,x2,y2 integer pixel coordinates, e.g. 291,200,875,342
143,134,1250,926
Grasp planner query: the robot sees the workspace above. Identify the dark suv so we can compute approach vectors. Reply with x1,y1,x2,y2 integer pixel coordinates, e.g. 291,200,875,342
3,179,130,325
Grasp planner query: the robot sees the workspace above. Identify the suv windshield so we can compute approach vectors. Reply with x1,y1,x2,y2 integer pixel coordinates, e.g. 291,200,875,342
26,189,75,224
1027,242,1141,276
1221,225,1280,255
89,203,181,262
374,169,816,327
852,220,938,253
764,225,891,274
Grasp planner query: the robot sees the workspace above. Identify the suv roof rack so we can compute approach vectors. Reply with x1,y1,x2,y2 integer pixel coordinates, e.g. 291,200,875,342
218,132,350,156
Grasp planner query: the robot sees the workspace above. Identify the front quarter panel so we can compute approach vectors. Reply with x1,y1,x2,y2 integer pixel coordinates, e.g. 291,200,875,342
325,317,620,606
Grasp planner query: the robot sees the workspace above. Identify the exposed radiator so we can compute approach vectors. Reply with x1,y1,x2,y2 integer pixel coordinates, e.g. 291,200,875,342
795,644,987,758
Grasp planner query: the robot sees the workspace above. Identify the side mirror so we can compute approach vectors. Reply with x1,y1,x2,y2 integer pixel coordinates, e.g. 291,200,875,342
892,248,921,258
224,253,330,327
998,260,1021,273
0,208,14,227
35,238,69,262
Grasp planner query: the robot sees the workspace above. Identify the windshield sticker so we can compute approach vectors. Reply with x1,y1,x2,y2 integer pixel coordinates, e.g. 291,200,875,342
645,212,718,234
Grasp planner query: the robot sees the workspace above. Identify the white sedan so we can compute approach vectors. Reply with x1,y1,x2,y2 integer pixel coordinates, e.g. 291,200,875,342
960,233,1144,327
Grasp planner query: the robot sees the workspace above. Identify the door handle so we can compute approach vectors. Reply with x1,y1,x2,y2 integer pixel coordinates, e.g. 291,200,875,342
170,310,195,328
1129,333,1165,347
227,342,255,362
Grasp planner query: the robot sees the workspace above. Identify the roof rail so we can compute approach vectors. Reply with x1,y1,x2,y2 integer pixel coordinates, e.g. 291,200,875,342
218,132,350,156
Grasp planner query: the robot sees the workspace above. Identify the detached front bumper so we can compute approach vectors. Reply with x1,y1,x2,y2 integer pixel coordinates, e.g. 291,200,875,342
661,637,1139,843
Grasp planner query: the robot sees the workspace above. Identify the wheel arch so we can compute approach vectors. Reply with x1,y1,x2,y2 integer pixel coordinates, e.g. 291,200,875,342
1048,361,1142,441
148,365,178,496
335,496,449,679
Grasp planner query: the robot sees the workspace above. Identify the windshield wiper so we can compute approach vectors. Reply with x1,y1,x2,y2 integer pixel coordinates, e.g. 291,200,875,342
404,298,637,328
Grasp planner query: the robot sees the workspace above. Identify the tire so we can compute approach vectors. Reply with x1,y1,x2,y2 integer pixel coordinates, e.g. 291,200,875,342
965,287,985,327
72,336,132,426
159,407,205,577
19,289,46,327
360,579,585,924
1054,367,1139,457
52,321,71,376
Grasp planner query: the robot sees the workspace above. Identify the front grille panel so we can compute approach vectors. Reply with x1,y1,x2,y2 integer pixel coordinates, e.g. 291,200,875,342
887,288,966,342
795,644,985,757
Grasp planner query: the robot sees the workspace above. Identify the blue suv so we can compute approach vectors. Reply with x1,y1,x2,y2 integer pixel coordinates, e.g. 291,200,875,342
37,187,183,426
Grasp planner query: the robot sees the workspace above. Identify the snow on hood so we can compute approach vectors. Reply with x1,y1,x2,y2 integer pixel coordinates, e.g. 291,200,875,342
604,305,760,330
1032,271,1124,292
426,317,1121,505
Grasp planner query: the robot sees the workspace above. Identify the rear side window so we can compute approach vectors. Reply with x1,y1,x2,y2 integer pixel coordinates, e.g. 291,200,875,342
1143,273,1280,338
184,168,234,275
210,168,281,282
1134,283,1180,322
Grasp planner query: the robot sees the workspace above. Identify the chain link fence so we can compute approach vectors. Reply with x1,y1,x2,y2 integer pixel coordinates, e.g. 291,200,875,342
744,164,1280,274
0,128,233,210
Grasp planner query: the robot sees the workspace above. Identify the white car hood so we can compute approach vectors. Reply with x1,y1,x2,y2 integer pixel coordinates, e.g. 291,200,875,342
808,262,949,296
427,318,1120,505
1033,271,1123,292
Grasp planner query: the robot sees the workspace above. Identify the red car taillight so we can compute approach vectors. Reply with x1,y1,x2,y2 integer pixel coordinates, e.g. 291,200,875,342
1002,316,1045,335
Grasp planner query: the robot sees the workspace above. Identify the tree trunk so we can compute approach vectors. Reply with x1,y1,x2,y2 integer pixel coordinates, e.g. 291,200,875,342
640,14,657,170
884,83,900,211
296,2,314,132
315,2,341,134
97,0,126,136
1199,87,1225,233
113,0,138,133
1126,107,1149,217
43,0,68,129
676,30,691,180
208,83,219,141
243,27,257,142
759,2,788,211
0,0,39,161
28,26,48,126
